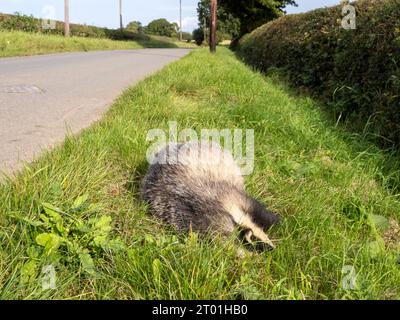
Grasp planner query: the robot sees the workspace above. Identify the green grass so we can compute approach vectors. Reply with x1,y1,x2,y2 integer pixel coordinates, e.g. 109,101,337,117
1,48,400,300
146,35,198,49
0,30,196,58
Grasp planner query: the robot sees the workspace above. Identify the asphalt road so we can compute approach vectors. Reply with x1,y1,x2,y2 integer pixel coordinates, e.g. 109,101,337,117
0,49,191,176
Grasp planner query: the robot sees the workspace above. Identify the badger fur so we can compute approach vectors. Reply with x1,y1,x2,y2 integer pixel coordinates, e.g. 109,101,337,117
141,141,280,251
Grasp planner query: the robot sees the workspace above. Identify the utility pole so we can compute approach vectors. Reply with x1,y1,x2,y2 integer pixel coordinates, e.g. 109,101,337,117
179,0,183,41
210,0,217,53
64,0,70,37
203,17,207,45
119,0,123,30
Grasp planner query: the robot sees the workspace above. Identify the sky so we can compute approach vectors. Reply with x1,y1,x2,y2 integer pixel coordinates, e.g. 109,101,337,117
0,0,344,32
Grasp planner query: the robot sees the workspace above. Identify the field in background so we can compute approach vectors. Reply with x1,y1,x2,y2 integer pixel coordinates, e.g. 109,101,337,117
0,48,399,299
0,12,196,57
0,30,195,58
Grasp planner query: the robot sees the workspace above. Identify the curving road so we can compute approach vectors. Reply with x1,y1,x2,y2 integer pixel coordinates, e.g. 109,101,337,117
0,49,191,176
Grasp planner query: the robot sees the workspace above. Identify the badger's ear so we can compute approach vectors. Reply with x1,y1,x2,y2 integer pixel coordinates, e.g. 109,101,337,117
247,197,281,229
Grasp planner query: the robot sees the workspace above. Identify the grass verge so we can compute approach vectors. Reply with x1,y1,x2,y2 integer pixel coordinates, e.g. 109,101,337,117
0,30,196,58
0,48,399,299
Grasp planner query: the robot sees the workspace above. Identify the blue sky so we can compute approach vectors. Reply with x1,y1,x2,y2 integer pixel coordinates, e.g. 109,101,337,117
0,0,342,32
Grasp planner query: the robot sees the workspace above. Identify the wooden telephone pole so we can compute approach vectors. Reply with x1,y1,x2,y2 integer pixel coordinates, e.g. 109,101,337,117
179,0,183,41
210,0,217,53
119,0,123,30
64,0,70,37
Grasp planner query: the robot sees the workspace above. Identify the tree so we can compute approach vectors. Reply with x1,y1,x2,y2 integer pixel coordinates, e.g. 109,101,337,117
192,28,204,46
181,32,193,42
126,21,143,33
197,0,240,42
218,0,297,40
145,18,177,38
171,22,180,37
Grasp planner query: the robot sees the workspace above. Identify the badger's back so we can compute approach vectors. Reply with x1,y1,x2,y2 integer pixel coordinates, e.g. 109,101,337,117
142,142,243,234
142,141,279,249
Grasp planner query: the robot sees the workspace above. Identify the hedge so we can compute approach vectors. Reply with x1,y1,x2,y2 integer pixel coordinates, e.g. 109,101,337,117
0,12,151,41
237,0,400,146
0,13,110,37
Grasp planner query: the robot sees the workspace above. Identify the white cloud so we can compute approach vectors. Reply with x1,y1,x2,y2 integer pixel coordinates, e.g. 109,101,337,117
174,16,198,32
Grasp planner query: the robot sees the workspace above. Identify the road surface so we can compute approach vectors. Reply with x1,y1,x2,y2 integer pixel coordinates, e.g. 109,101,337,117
0,49,191,176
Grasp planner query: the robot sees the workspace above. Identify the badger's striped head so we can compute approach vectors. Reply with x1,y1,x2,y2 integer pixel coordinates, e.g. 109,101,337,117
224,193,280,251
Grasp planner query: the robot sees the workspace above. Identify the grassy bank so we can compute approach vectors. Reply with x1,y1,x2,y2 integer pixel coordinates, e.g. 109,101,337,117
0,48,399,299
0,30,195,58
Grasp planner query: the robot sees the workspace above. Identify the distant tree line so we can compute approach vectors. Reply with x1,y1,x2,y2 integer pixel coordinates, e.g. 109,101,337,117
0,12,191,43
126,0,296,45
2,0,297,45
126,18,192,41
192,0,296,46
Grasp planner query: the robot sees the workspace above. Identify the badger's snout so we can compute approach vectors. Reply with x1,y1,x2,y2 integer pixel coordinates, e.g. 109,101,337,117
241,229,276,252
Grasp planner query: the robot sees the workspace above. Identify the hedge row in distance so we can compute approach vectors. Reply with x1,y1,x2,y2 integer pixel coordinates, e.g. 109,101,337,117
0,12,150,41
237,0,400,146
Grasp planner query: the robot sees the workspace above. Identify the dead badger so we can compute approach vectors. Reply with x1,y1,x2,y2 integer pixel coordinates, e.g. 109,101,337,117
142,141,280,251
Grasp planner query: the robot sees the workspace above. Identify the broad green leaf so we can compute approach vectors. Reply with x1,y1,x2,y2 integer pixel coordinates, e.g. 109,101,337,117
283,160,302,173
99,238,126,251
55,222,65,234
364,240,385,259
235,284,263,300
369,214,390,231
10,214,44,228
93,216,112,235
91,216,113,248
127,249,137,261
26,246,41,259
79,251,96,276
93,235,108,248
73,194,89,208
20,260,38,284
43,203,63,220
36,233,61,255
145,234,156,244
42,203,65,234
64,238,81,255
39,214,50,226
75,223,91,233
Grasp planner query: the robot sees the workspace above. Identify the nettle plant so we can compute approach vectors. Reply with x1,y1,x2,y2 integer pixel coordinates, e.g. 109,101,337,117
13,195,126,284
